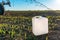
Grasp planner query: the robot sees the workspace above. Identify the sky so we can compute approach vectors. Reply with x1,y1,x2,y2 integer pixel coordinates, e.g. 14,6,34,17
0,0,60,11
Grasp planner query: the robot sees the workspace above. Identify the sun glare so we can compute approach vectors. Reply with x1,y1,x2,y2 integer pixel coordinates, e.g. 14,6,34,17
55,0,60,4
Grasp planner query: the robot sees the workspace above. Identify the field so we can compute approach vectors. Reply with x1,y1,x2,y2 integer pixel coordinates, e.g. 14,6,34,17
0,10,60,40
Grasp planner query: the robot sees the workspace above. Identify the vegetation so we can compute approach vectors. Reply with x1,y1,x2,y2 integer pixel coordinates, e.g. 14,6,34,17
0,11,60,40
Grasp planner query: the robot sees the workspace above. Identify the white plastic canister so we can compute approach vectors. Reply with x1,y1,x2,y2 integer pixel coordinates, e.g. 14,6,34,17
32,16,48,36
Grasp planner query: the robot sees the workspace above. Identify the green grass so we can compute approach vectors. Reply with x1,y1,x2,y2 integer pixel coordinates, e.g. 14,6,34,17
0,10,59,40
0,15,59,40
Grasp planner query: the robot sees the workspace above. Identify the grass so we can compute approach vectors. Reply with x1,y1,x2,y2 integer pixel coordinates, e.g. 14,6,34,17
0,11,60,40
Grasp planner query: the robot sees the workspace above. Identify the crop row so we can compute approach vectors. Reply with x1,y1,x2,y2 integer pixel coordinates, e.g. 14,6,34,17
0,16,59,40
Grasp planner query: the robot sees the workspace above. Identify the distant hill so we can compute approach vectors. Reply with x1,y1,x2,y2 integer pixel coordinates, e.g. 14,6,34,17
5,10,60,16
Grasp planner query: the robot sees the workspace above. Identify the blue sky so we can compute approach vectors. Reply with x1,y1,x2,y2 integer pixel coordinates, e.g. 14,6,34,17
0,0,60,10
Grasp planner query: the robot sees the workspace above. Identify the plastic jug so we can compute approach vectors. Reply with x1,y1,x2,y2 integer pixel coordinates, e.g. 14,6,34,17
32,16,48,36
